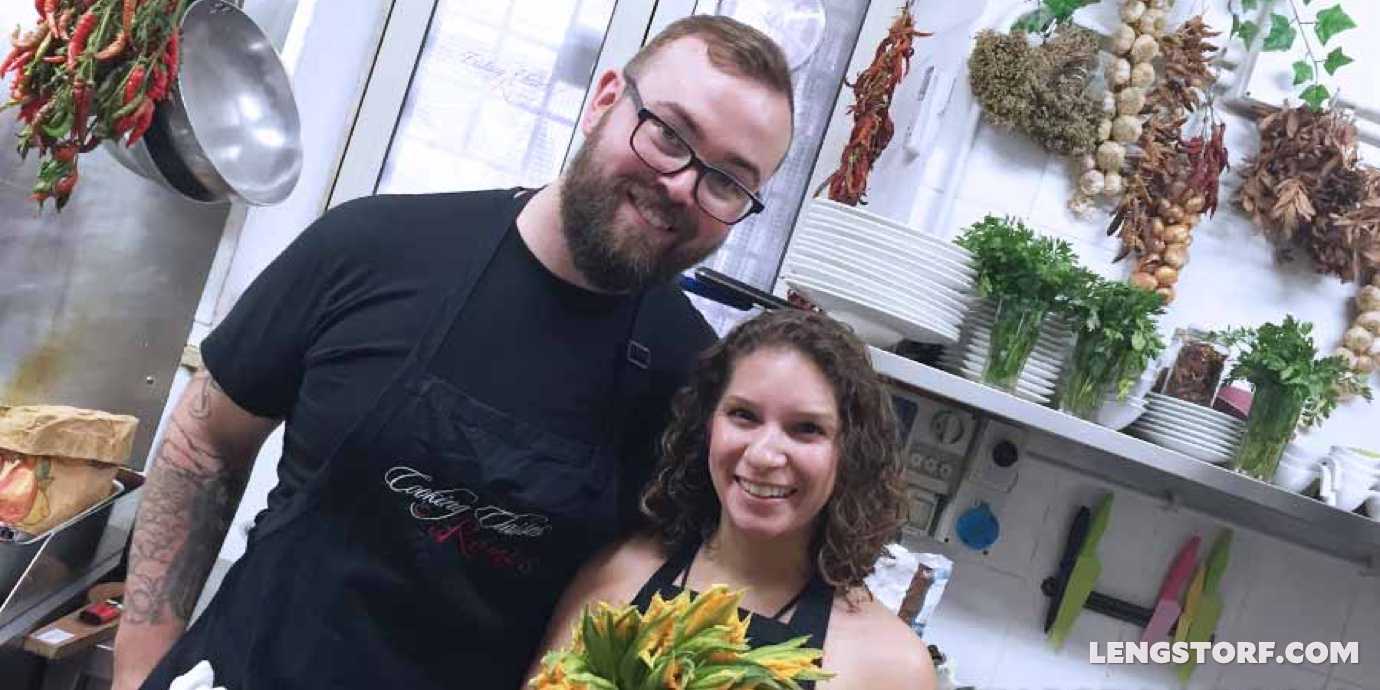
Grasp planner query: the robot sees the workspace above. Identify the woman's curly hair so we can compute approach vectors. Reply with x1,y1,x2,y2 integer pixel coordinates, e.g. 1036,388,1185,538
640,309,907,594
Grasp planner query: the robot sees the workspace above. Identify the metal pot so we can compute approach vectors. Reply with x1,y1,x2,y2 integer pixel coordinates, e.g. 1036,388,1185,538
106,0,302,205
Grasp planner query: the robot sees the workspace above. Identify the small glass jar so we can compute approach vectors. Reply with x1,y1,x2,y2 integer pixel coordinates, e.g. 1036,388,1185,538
1158,327,1228,407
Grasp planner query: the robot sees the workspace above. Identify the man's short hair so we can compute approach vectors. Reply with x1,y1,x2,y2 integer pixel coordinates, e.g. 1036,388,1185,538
624,15,794,116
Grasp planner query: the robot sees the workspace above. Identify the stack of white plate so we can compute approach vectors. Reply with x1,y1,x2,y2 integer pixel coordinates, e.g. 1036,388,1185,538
780,199,976,347
938,300,1075,404
1127,392,1246,465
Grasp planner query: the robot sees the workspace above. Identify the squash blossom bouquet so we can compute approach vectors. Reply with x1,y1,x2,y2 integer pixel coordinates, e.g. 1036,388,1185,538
530,585,832,690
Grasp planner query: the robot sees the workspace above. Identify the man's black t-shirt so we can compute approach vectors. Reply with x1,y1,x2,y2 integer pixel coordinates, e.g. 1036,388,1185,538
202,191,716,527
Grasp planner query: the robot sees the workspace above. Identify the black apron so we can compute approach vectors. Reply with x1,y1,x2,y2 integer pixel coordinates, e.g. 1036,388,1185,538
630,539,834,690
141,188,653,690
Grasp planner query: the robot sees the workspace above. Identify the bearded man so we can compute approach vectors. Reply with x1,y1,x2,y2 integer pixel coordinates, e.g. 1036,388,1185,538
113,14,794,690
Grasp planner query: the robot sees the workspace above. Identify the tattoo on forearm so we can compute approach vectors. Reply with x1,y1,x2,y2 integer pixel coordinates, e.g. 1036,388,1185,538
125,415,245,625
187,374,221,421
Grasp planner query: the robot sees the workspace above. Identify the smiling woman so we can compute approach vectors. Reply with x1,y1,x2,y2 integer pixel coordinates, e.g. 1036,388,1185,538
528,309,937,690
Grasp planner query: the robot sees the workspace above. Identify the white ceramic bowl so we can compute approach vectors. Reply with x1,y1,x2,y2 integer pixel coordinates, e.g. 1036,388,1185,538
1273,461,1321,493
1365,493,1380,521
1333,446,1380,468
1094,395,1148,430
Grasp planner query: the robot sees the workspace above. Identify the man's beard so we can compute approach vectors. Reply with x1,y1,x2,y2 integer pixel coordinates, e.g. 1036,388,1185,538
559,119,718,293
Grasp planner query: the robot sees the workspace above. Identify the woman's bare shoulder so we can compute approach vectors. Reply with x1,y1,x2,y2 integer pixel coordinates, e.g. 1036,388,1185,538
822,592,936,689
575,533,668,602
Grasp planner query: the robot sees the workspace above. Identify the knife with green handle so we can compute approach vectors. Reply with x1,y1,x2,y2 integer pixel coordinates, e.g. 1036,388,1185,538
1048,494,1113,649
1173,565,1206,646
1178,530,1233,683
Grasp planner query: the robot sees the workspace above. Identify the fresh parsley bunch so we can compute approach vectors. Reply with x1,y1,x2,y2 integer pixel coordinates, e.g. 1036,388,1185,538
1064,274,1168,408
1209,316,1372,428
955,215,1083,315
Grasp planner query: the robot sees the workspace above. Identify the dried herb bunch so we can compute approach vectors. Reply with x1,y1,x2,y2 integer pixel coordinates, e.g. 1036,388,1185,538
968,24,1102,156
822,6,928,206
1107,16,1228,303
1238,105,1380,284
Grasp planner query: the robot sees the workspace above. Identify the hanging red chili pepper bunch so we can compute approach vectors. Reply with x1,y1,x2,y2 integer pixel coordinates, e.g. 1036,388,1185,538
2,0,186,210
820,4,929,206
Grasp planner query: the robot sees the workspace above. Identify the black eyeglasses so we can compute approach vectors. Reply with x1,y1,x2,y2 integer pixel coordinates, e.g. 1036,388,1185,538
623,77,765,225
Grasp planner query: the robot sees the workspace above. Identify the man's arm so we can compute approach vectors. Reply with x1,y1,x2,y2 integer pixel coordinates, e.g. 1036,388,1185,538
112,370,278,690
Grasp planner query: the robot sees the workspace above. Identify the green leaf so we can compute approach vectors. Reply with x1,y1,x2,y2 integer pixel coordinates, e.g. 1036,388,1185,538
1314,5,1357,46
1241,0,1259,10
1045,0,1099,22
1324,47,1354,75
1300,83,1331,110
1012,8,1056,34
1292,60,1314,85
1237,19,1260,47
1262,13,1297,52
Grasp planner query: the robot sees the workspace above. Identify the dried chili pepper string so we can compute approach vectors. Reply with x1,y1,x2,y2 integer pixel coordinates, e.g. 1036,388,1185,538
819,5,929,206
2,0,186,208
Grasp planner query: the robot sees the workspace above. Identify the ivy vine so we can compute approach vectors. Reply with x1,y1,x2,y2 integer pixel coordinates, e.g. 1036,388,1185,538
1230,0,1358,110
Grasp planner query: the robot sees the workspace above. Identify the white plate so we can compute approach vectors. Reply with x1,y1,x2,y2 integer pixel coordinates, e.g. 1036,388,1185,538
788,243,972,317
1137,412,1244,447
1131,421,1240,456
961,353,1059,388
784,277,960,346
967,312,1075,341
798,220,976,290
964,334,1066,368
1139,405,1245,439
791,230,977,297
1132,414,1240,446
960,356,1057,393
785,259,966,328
1145,393,1246,428
784,269,960,336
1130,426,1236,465
808,200,973,262
956,365,1053,402
786,253,969,324
962,348,1061,382
798,213,976,269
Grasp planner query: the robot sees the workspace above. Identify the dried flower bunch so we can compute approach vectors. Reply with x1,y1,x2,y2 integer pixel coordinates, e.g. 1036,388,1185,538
822,6,928,206
1107,15,1228,304
1238,105,1380,286
968,24,1103,157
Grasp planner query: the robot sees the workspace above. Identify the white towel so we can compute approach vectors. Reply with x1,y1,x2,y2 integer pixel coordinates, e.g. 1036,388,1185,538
168,660,224,690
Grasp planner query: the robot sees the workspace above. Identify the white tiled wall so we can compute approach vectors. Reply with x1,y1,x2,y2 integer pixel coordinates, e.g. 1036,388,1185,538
917,448,1379,690
886,4,1380,684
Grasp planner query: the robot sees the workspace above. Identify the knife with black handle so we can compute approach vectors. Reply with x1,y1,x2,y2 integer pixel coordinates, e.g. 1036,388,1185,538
1043,506,1090,633
680,267,796,312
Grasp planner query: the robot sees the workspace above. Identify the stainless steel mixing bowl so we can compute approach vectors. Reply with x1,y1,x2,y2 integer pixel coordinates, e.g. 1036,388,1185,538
106,0,302,205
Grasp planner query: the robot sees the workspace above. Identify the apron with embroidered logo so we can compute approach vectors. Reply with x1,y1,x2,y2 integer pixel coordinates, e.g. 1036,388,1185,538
140,188,652,690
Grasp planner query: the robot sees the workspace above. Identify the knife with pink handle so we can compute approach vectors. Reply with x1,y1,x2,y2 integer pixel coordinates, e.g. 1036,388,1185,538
1139,535,1200,644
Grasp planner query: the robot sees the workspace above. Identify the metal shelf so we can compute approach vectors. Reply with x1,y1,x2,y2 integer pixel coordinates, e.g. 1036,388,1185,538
870,348,1380,571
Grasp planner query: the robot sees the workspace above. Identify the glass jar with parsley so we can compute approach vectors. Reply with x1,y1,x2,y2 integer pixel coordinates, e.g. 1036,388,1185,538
1059,277,1166,420
956,216,1082,393
1210,317,1372,481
